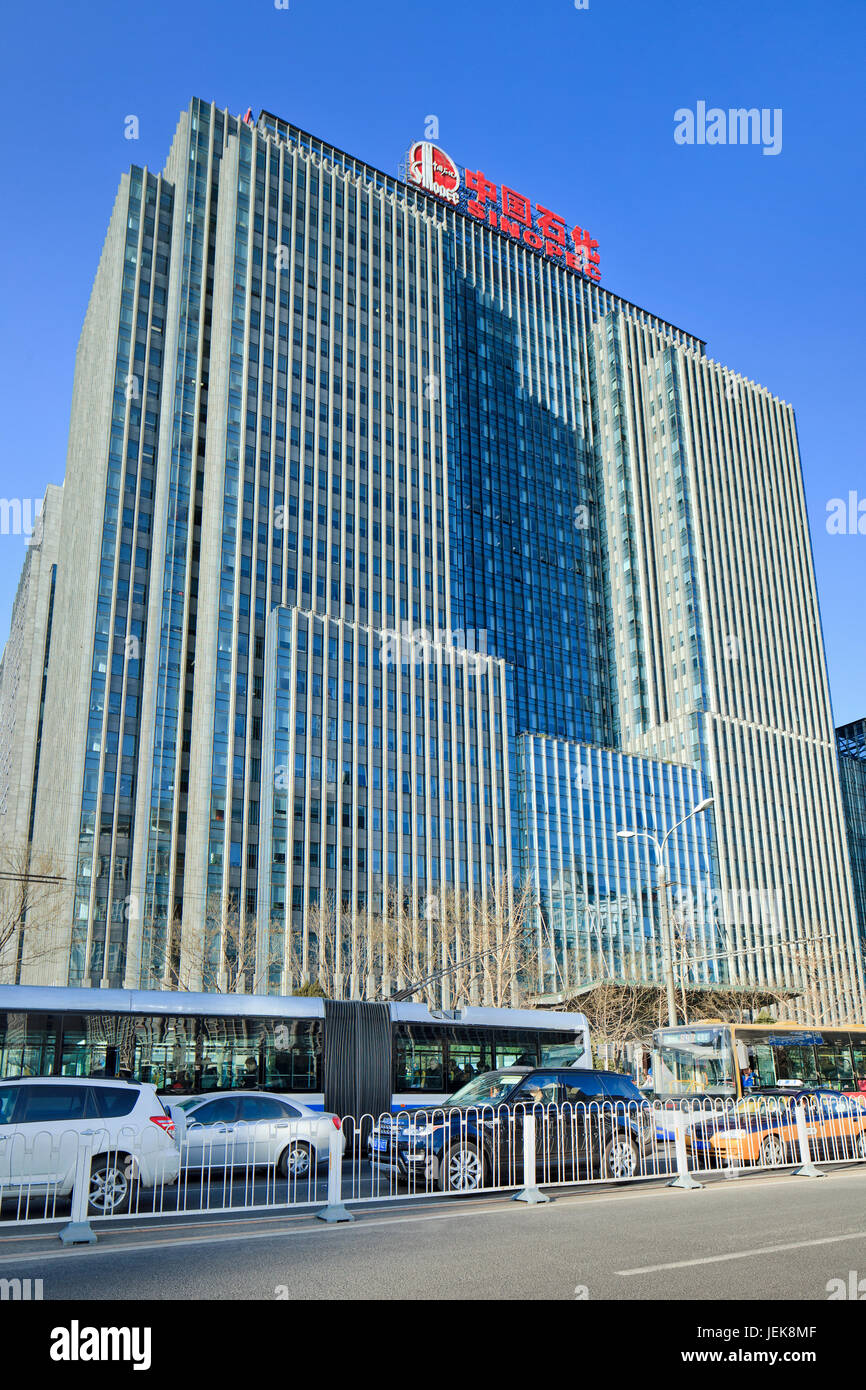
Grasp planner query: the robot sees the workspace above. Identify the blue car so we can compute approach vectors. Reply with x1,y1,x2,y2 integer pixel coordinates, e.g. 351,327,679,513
368,1067,654,1192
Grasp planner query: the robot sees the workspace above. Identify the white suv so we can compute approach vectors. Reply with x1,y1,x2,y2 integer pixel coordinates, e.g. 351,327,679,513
0,1077,181,1216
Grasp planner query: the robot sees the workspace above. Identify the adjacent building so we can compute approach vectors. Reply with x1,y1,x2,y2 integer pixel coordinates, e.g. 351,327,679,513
0,484,63,850
1,98,862,1020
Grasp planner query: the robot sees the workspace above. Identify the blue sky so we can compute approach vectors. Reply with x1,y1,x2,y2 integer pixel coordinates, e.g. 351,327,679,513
0,0,863,721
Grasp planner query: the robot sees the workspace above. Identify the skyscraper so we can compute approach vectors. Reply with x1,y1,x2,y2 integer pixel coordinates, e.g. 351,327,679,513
2,99,862,1020
838,719,866,954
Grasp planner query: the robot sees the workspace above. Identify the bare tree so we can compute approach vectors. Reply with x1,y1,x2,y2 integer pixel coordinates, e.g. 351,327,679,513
0,844,64,984
579,976,652,1071
697,980,786,1025
786,930,837,1027
293,893,390,999
430,876,540,1009
158,892,280,994
285,875,540,1006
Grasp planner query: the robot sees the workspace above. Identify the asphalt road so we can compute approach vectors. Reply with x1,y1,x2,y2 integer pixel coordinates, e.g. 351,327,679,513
1,1165,865,1302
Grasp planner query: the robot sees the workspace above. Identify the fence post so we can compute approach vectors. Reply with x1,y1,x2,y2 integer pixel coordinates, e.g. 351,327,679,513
667,1109,702,1190
316,1122,354,1223
793,1103,825,1179
720,1103,741,1180
513,1110,550,1205
59,1131,98,1245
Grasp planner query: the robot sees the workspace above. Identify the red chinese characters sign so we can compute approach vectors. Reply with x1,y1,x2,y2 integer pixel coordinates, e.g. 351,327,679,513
406,141,600,282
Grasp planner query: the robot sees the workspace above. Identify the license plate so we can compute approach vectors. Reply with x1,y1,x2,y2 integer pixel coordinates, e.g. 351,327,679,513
372,1137,389,1153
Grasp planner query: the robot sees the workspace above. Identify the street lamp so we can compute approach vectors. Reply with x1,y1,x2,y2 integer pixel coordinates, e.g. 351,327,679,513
617,796,714,1027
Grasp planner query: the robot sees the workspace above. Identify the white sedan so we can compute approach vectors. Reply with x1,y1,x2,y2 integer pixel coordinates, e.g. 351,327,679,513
168,1092,344,1178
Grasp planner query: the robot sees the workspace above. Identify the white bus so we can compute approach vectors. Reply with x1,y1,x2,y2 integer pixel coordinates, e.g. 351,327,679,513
0,985,590,1117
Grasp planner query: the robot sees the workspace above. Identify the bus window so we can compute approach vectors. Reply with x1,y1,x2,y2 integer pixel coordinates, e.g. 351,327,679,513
394,1025,444,1092
57,1015,115,1078
131,1015,197,1091
771,1042,819,1088
0,1011,58,1078
539,1040,586,1068
447,1041,495,1089
261,1019,321,1092
752,1045,777,1088
852,1040,866,1089
816,1040,855,1091
197,1016,263,1092
494,1028,547,1067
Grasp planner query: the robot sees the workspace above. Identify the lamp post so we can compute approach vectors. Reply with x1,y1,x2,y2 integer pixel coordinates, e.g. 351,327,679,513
617,796,714,1028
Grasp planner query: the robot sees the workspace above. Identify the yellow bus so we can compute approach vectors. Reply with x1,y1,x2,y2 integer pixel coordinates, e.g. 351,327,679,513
651,1020,866,1100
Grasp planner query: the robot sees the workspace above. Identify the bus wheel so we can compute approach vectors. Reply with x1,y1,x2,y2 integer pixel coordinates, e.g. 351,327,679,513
439,1142,484,1192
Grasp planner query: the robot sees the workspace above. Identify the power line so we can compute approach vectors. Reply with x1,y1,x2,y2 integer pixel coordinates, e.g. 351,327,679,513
0,871,65,884
389,947,500,1002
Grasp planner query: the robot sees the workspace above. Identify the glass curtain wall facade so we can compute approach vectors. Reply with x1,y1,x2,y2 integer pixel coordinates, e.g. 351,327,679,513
5,97,862,1019
838,720,866,953
256,605,511,994
518,736,718,997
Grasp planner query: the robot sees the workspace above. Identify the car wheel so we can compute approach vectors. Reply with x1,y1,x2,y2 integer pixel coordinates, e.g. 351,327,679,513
279,1141,312,1179
439,1141,485,1192
88,1156,132,1215
856,1131,866,1159
603,1134,640,1181
759,1136,786,1167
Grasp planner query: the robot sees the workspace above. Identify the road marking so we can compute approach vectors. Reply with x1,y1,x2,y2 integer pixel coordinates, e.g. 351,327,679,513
617,1230,866,1276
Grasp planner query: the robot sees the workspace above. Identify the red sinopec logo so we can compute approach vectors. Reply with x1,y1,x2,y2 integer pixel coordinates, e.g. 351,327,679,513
405,139,601,282
408,142,461,204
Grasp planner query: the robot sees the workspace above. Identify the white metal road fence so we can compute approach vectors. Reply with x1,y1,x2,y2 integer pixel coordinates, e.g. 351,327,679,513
1,1094,865,1241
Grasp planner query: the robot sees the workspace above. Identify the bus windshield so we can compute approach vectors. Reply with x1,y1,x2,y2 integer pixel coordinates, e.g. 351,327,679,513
653,1026,736,1097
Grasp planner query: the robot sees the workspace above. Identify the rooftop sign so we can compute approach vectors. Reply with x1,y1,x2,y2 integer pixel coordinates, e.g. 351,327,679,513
406,140,600,282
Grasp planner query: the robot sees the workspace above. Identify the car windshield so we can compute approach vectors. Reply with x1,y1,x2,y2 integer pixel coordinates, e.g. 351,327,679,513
172,1096,209,1112
445,1071,525,1107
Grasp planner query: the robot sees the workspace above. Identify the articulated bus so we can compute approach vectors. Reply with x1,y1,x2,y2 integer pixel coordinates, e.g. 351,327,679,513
652,1020,866,1100
0,986,590,1118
